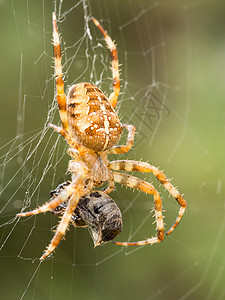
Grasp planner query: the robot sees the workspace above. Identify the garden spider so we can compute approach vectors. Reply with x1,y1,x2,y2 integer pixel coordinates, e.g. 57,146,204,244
17,13,187,261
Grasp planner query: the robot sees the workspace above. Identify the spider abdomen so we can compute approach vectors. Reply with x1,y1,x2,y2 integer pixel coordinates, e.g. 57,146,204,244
67,82,123,152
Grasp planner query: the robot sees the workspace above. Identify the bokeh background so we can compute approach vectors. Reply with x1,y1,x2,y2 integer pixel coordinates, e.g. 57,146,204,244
1,0,225,299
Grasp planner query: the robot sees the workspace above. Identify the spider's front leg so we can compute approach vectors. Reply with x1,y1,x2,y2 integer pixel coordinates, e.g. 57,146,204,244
17,181,79,217
41,191,81,260
41,162,88,260
109,160,187,237
112,172,164,246
18,162,88,260
17,181,82,260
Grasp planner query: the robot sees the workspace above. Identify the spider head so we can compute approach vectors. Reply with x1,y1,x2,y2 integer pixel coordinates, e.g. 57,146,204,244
77,191,122,246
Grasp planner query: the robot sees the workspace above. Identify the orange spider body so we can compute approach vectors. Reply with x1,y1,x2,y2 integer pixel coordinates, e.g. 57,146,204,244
66,81,123,186
17,13,187,261
67,82,123,152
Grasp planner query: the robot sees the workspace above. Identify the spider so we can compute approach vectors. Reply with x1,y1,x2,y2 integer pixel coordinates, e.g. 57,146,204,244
17,13,187,261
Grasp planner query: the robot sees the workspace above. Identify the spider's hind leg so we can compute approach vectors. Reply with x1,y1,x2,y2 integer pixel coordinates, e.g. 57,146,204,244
92,18,120,109
52,12,70,133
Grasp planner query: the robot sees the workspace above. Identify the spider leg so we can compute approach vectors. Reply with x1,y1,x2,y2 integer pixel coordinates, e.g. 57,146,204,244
49,123,86,158
52,12,70,133
112,171,164,246
109,160,187,236
40,191,80,260
92,18,120,109
102,172,115,194
18,161,88,260
49,123,71,141
39,163,87,260
106,124,135,155
17,181,78,217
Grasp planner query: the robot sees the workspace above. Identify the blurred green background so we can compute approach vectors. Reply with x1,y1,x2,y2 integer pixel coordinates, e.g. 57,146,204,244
1,0,225,299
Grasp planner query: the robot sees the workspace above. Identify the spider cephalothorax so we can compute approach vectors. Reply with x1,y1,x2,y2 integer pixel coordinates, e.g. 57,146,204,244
17,13,187,261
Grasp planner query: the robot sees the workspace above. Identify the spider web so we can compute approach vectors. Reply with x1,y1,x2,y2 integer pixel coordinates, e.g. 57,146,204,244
1,0,225,299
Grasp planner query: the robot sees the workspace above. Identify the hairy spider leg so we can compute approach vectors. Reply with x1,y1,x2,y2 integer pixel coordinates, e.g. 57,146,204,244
109,160,187,237
111,172,164,245
17,181,79,217
41,172,86,260
18,164,87,260
92,18,120,109
52,12,70,133
106,124,136,155
48,123,87,157
41,191,80,260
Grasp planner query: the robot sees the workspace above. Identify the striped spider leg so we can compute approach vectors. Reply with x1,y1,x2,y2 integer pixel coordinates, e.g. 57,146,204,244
109,160,187,246
17,162,88,261
52,12,70,134
92,18,120,109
